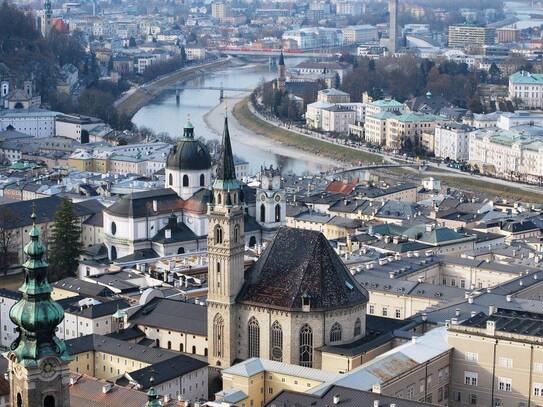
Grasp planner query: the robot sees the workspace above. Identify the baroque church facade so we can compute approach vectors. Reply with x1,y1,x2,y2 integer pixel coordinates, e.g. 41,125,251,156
102,119,286,262
207,116,369,370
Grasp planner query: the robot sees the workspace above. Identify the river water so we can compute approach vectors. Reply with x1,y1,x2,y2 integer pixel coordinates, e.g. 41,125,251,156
132,58,333,175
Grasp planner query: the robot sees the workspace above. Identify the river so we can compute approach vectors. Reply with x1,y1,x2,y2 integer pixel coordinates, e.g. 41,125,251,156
132,58,336,175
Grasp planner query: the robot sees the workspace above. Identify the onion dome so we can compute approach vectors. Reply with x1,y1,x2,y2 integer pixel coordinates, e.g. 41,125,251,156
8,210,70,367
166,118,211,171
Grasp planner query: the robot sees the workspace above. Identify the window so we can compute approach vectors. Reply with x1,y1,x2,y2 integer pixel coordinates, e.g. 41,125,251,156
465,352,479,362
178,247,185,255
330,322,342,342
111,222,117,235
271,321,283,362
369,305,374,314
465,371,478,386
407,384,415,399
395,309,401,318
169,173,173,186
248,317,260,358
499,357,513,368
419,378,425,393
110,245,117,261
354,318,362,337
495,399,503,407
215,226,223,244
275,204,281,222
200,173,205,187
382,307,388,317
534,383,543,397
299,324,313,367
234,225,240,243
167,341,172,350
535,363,543,373
260,204,266,223
183,175,189,187
460,279,466,288
470,393,477,405
498,377,512,392
213,314,224,358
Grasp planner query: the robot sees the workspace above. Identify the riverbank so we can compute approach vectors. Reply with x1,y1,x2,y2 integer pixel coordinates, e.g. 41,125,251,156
203,97,340,171
234,96,543,202
233,98,385,165
115,57,233,118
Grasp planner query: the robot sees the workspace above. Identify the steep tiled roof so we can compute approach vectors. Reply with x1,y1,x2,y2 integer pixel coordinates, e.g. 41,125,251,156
237,227,368,311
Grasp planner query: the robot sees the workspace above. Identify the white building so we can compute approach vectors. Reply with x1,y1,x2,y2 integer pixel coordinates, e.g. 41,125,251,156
282,27,343,49
434,123,474,162
321,105,357,133
469,125,543,180
0,289,21,349
509,71,543,109
342,25,378,45
0,108,59,138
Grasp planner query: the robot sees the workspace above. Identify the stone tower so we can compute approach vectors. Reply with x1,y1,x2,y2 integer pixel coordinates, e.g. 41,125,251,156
388,0,398,53
207,113,245,369
40,0,53,37
6,211,71,407
277,50,286,91
256,165,286,238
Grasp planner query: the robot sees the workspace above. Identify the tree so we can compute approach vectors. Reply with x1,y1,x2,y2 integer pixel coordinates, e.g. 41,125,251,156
47,198,82,282
0,208,17,275
180,45,187,65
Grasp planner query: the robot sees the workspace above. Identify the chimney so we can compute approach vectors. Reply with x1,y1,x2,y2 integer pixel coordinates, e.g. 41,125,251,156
489,305,496,315
455,308,460,317
333,394,340,405
506,295,512,302
411,336,417,344
373,400,380,407
486,320,496,336
468,296,474,304
102,383,113,394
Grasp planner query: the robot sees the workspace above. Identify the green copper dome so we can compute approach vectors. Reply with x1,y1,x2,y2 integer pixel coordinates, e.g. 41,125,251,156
8,211,70,367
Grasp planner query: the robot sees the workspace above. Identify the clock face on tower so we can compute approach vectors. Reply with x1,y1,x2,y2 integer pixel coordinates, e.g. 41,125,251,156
40,359,57,378
274,194,281,202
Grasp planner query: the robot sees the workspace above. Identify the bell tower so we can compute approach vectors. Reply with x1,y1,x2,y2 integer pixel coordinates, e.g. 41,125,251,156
256,165,285,239
207,113,245,369
6,210,71,407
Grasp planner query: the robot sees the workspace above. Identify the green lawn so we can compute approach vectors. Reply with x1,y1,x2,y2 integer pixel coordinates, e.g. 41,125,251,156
233,99,384,164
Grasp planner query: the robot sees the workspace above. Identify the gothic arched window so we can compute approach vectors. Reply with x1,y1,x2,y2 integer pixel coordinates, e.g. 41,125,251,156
178,247,185,255
215,225,223,244
183,174,189,187
17,393,22,407
260,204,266,223
354,318,362,337
169,173,173,186
110,245,117,261
299,324,313,367
330,322,342,343
275,204,281,222
200,173,205,186
213,314,224,358
248,317,260,358
234,225,240,243
271,321,283,362
249,236,257,248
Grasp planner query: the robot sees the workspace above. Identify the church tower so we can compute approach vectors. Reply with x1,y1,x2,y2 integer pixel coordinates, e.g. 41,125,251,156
7,211,71,407
39,0,53,37
256,165,286,239
207,113,245,369
277,50,286,91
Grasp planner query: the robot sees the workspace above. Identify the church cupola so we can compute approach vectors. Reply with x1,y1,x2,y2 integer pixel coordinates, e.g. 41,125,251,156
165,117,212,200
256,165,286,235
7,210,71,407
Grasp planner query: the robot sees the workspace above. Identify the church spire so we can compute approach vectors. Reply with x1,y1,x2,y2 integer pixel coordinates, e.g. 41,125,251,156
8,209,69,366
213,111,239,190
278,49,285,66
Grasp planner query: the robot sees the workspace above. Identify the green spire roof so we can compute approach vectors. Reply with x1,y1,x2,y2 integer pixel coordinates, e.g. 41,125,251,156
213,114,240,190
7,209,70,367
182,115,195,139
145,386,162,407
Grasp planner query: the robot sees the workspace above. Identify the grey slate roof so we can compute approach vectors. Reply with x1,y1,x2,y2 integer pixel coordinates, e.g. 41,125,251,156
129,297,208,336
53,277,115,298
237,227,369,311
105,188,180,218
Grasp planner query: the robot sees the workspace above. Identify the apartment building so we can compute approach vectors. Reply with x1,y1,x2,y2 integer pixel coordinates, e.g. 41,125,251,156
385,112,440,150
342,25,378,44
434,123,475,162
321,105,357,133
509,71,543,109
448,25,496,49
448,309,543,407
66,334,208,400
